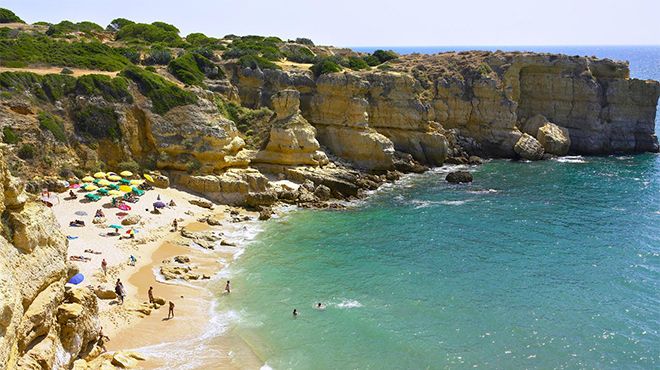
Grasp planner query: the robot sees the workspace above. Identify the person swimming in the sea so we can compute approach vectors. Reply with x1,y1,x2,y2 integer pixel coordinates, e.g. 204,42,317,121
315,302,326,310
292,308,298,317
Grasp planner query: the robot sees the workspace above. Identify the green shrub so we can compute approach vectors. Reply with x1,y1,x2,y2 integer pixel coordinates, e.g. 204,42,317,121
0,72,77,102
38,112,67,142
0,34,130,71
362,54,381,66
295,38,314,46
372,49,398,63
223,35,283,61
143,47,172,65
120,66,197,115
310,58,342,77
46,20,103,37
17,143,35,159
186,32,222,50
73,105,121,140
116,47,141,64
145,66,156,72
0,8,23,23
239,55,281,70
116,22,181,45
168,52,223,85
75,74,133,103
186,158,202,173
347,56,369,70
2,126,18,144
283,44,315,63
107,18,134,32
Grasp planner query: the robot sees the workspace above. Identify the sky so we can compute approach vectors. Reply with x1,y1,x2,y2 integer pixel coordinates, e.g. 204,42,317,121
2,0,659,46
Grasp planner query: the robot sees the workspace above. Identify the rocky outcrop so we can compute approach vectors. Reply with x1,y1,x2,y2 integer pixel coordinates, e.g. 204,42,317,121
537,122,570,156
0,147,100,369
253,89,328,167
446,171,473,183
170,168,273,206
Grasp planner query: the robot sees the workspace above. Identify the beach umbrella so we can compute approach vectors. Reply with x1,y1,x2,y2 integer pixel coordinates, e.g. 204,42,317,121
120,171,133,177
108,175,122,182
129,179,144,186
97,188,109,195
109,224,123,229
107,184,119,190
82,176,94,182
74,210,87,216
153,201,166,209
84,184,98,191
93,172,106,179
119,178,131,185
69,183,81,189
119,185,132,193
108,190,122,196
68,273,84,285
143,174,154,183
98,179,111,187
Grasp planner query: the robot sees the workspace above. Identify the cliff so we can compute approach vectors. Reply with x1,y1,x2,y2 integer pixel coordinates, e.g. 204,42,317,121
0,146,101,369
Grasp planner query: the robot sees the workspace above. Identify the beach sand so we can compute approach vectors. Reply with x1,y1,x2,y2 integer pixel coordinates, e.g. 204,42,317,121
51,184,265,369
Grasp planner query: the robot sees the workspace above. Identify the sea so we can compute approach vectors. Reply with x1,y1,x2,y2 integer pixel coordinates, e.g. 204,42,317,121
214,46,660,369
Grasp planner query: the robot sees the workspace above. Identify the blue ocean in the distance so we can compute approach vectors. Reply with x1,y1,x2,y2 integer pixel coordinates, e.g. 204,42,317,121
217,47,660,369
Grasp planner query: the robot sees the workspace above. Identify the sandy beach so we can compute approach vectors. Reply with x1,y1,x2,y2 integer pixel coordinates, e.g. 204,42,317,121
51,183,266,369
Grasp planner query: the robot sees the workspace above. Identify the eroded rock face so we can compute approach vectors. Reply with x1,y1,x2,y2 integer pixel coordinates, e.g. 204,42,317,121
0,148,100,369
170,168,272,206
254,89,329,167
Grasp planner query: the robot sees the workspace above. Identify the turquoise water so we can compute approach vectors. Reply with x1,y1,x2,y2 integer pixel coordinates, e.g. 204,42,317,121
217,47,660,369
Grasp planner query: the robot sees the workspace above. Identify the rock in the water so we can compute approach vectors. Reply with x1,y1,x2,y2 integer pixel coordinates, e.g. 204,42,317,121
514,134,545,160
258,208,272,220
446,171,473,183
189,198,213,209
173,255,190,264
121,214,141,226
537,123,571,155
111,351,141,368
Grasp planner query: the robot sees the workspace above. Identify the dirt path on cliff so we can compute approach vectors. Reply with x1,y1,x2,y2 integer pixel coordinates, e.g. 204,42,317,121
0,66,118,77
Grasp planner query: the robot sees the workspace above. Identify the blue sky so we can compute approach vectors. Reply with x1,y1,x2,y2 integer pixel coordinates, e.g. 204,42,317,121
3,0,659,46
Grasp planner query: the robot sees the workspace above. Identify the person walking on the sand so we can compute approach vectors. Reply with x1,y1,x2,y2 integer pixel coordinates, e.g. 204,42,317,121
225,280,231,294
172,219,178,231
101,258,107,276
148,286,154,303
168,301,175,319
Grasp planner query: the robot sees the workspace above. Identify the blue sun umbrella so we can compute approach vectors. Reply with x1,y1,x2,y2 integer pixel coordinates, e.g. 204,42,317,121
68,273,84,285
109,224,123,229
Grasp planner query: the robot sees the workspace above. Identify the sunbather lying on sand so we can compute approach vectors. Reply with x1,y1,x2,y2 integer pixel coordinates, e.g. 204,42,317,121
69,255,91,262
69,220,85,227
84,249,101,254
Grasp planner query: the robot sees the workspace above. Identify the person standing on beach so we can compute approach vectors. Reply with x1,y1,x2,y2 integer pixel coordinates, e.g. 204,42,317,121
168,301,175,319
115,279,124,304
97,326,110,352
224,280,231,294
101,258,107,276
172,219,178,231
148,286,154,303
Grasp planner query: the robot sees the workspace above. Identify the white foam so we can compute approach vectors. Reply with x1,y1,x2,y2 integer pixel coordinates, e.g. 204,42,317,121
336,299,363,309
553,156,587,163
466,189,499,194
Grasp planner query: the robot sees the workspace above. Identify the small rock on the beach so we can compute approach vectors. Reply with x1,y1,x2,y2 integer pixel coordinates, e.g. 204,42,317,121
94,286,117,300
220,240,236,246
189,198,214,209
152,296,166,305
206,215,223,226
174,255,190,264
121,214,141,226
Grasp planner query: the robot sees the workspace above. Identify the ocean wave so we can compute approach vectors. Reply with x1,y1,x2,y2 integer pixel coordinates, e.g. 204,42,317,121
553,156,587,163
411,199,473,208
466,189,499,194
335,299,363,309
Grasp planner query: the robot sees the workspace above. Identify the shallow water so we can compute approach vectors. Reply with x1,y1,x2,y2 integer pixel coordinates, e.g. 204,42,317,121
218,155,660,369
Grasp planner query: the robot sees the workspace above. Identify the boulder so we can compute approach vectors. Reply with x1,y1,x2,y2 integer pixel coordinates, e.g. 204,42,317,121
537,123,571,155
446,171,473,184
514,134,545,160
152,297,166,306
520,114,549,137
206,215,223,226
258,208,272,220
121,214,141,226
111,351,140,368
313,185,332,201
94,286,117,300
189,198,214,209
173,255,190,264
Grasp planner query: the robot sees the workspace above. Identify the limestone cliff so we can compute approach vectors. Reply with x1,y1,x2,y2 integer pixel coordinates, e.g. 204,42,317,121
0,146,100,369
